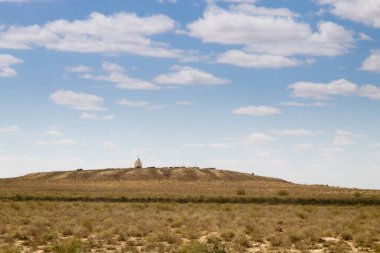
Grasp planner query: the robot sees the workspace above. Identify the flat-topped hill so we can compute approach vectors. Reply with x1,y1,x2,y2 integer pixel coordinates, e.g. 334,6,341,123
11,167,287,183
1,168,379,203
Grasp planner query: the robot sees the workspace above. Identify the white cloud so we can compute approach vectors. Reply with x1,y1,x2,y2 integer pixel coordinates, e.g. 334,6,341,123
117,99,164,110
289,78,380,101
215,50,302,68
187,4,354,57
0,0,33,2
102,62,125,74
293,143,314,149
333,130,358,146
102,141,120,149
185,142,232,148
361,50,380,73
232,106,280,116
216,0,257,3
147,105,165,110
253,148,280,157
79,113,115,120
289,79,358,99
158,0,177,3
102,114,116,120
44,127,63,136
359,85,380,100
281,101,327,107
176,100,193,106
0,12,184,58
271,129,322,136
154,65,229,85
65,65,92,73
185,143,208,148
0,54,22,77
82,62,158,90
230,2,296,17
208,143,233,148
370,143,380,148
117,99,151,108
79,113,97,120
319,146,345,157
50,90,106,111
358,33,373,41
0,125,20,134
35,139,76,145
246,133,275,144
317,0,380,28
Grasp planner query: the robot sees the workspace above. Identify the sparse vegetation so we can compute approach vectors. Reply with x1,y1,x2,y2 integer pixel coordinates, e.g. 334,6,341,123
278,190,289,196
52,239,83,253
0,168,379,252
0,201,378,252
235,189,245,196
0,246,21,253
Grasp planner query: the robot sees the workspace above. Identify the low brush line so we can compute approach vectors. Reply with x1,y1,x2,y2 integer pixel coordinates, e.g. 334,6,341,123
1,195,380,206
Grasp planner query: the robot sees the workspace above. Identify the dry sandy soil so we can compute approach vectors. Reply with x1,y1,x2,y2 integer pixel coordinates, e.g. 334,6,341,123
0,168,379,252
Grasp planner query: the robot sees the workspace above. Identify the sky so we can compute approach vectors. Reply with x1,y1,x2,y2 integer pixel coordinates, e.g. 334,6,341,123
0,0,379,189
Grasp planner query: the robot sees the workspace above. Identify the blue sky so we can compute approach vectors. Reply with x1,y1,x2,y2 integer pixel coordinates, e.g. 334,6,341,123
0,0,379,189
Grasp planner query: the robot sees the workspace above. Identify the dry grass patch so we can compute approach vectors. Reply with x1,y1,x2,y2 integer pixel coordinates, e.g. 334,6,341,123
0,202,378,252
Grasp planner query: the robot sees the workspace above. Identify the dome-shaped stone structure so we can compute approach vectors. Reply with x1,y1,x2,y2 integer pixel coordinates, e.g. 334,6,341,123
134,156,142,169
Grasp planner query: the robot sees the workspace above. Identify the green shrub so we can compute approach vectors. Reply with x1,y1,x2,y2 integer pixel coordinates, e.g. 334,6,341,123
52,239,83,253
296,211,307,219
221,231,235,241
234,234,250,247
353,191,362,198
278,190,289,196
236,189,245,196
9,203,20,211
341,232,353,241
0,246,21,253
173,242,228,253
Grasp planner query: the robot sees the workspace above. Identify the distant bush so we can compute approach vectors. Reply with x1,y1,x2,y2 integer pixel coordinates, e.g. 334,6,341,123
278,190,289,197
234,234,250,247
353,191,362,198
341,231,353,241
9,203,20,211
0,246,21,253
173,242,228,253
296,211,307,219
236,189,246,196
52,239,83,253
221,231,235,241
173,242,209,253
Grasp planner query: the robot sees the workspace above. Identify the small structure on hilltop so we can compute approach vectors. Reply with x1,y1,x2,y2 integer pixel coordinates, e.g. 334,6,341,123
134,156,142,169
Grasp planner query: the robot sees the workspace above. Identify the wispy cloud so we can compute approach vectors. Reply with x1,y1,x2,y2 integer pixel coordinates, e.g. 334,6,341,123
154,65,229,85
79,113,115,120
317,0,380,28
81,62,158,90
361,50,380,73
35,138,76,145
0,125,20,134
271,129,322,136
232,106,280,116
65,65,92,73
50,90,106,111
0,12,186,58
289,79,380,101
0,54,22,77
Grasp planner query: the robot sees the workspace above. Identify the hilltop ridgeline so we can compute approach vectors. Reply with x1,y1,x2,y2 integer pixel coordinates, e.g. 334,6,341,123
12,167,287,183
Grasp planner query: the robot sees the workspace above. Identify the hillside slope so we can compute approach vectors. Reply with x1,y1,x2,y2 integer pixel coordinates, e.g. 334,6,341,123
12,167,287,182
1,168,379,201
